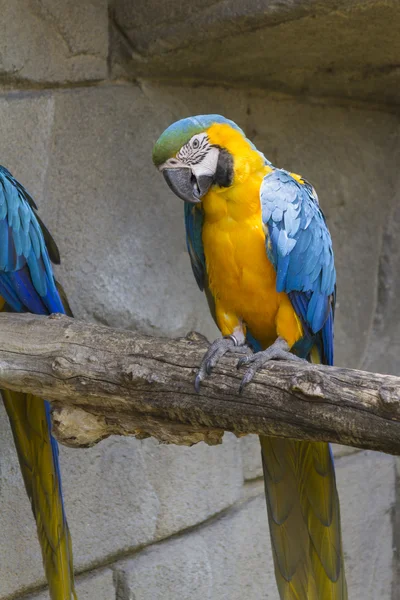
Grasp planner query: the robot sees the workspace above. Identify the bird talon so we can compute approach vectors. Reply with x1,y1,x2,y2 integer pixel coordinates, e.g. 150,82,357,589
237,355,250,369
237,338,303,391
194,373,203,393
194,334,249,391
239,370,254,393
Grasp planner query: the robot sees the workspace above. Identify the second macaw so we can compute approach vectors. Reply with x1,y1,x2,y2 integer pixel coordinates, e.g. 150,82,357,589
0,166,76,599
153,115,347,599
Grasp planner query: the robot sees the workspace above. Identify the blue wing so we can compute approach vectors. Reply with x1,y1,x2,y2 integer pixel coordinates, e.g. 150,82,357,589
0,166,76,598
260,169,336,365
0,166,64,314
184,202,206,290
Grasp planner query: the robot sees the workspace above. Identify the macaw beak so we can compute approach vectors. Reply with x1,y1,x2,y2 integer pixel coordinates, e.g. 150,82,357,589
162,167,213,204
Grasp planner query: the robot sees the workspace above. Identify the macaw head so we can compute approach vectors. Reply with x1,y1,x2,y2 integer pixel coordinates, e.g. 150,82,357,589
152,115,268,204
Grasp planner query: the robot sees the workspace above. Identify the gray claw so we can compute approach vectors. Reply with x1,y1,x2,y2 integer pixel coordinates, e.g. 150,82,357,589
237,355,251,369
238,337,305,391
194,373,203,393
195,335,251,391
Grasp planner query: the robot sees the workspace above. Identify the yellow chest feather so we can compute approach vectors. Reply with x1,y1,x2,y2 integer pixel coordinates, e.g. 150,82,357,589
201,170,302,348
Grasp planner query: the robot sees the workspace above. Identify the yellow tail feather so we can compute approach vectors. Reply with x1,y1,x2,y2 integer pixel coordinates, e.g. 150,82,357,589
260,349,347,600
260,436,347,599
2,390,76,600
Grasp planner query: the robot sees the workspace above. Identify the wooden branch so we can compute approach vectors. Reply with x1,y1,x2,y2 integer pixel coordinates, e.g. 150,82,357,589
0,313,399,454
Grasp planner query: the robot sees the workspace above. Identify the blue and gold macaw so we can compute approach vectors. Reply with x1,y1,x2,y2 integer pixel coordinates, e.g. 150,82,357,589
153,116,347,599
0,166,76,598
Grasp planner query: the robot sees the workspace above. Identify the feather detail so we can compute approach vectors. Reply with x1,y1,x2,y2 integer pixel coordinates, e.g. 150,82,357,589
184,202,206,290
260,169,335,335
2,391,77,600
0,166,76,599
260,430,346,600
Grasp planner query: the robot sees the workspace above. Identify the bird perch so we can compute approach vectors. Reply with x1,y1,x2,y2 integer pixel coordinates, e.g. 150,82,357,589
0,312,399,454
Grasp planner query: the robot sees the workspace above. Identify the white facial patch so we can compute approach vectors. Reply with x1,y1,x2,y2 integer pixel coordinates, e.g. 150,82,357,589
191,147,219,179
177,133,219,179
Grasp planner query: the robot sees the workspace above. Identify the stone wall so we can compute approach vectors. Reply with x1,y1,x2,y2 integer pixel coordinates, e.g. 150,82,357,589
0,1,399,599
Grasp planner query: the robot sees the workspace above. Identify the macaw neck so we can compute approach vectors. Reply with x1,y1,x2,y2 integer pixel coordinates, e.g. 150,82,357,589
201,164,272,223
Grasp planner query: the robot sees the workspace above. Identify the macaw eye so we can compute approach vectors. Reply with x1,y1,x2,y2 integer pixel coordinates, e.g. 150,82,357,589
192,139,200,149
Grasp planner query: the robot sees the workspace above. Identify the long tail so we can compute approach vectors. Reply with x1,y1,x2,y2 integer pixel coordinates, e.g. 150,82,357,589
3,390,76,599
260,436,347,599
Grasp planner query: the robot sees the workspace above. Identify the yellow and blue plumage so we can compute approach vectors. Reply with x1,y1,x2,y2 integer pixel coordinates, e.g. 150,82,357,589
0,166,76,599
153,115,346,599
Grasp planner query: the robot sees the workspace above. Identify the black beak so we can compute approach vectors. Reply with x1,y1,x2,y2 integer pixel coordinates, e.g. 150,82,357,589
163,168,213,204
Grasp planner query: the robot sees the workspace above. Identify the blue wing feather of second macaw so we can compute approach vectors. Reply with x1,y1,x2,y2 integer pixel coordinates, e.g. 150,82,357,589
0,165,76,599
0,169,64,315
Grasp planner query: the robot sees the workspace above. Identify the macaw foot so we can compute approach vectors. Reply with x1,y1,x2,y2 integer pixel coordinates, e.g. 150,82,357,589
237,336,305,393
195,334,252,392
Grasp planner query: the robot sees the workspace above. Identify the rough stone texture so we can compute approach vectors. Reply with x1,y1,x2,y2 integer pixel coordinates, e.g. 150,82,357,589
116,450,396,600
240,435,263,481
0,92,55,200
337,451,396,600
0,0,108,84
14,431,242,580
362,187,400,375
141,434,244,538
115,535,213,600
60,439,160,568
111,0,400,105
29,568,116,600
197,494,275,599
115,494,276,600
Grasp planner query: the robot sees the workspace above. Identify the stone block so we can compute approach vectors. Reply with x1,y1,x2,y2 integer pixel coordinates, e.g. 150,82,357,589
362,192,400,375
240,435,263,481
116,494,276,600
336,451,396,600
0,92,55,200
141,434,244,539
115,536,212,600
116,450,396,600
199,494,276,600
60,438,160,568
111,0,400,104
0,0,108,83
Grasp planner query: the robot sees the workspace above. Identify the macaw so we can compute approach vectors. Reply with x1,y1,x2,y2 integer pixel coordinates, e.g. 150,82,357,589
0,166,76,598
153,115,347,599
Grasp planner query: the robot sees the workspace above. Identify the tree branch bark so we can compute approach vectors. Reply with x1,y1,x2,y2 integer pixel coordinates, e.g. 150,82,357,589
0,313,399,454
